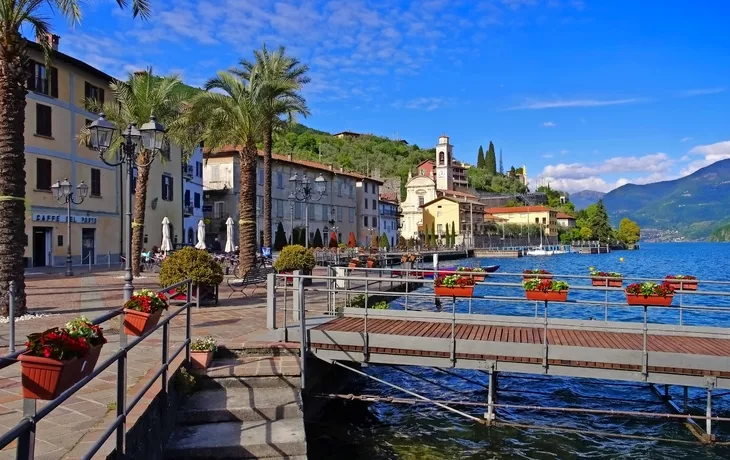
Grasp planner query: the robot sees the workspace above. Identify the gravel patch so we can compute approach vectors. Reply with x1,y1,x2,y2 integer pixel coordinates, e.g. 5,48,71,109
0,312,59,324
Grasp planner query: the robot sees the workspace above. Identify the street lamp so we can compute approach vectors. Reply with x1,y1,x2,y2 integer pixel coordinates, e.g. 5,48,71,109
51,178,88,276
89,113,166,301
288,192,295,245
289,172,327,248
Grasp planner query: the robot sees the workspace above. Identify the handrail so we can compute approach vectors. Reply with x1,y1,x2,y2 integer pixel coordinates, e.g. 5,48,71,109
0,278,194,459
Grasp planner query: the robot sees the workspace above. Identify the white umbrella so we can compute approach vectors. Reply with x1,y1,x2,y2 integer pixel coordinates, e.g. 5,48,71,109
195,220,206,250
225,217,235,253
160,216,173,252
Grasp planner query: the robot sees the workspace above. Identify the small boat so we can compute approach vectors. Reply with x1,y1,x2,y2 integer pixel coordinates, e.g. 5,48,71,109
527,246,554,256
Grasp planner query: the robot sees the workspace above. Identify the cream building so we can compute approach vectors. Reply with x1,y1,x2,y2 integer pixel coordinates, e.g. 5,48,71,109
485,206,558,237
24,36,182,267
203,150,376,248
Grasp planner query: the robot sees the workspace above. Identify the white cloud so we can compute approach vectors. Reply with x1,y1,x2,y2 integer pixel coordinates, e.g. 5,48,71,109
540,153,674,180
681,140,730,175
677,87,726,97
680,137,693,142
539,172,675,193
542,121,557,127
559,149,569,155
541,153,554,158
392,97,453,111
507,97,646,110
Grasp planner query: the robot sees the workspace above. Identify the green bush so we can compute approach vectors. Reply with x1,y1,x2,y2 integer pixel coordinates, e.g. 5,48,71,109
159,247,224,291
273,245,316,272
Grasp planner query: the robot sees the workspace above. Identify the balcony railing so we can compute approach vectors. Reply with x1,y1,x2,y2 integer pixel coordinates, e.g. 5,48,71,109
182,164,194,179
184,204,194,216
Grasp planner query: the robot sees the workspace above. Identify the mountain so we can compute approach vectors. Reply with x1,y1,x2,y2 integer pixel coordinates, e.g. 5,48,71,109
570,190,605,209
602,159,730,239
709,224,730,242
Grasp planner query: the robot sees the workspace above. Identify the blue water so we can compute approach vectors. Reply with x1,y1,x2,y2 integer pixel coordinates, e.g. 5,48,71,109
307,243,730,459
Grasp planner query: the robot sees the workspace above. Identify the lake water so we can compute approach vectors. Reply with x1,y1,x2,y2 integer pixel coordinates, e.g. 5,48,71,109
307,243,730,459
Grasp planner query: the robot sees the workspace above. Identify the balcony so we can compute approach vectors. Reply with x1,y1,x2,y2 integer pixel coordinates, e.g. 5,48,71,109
183,164,194,180
184,204,194,216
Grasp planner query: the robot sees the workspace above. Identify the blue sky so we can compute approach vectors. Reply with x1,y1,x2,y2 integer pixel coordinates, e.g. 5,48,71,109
41,0,730,192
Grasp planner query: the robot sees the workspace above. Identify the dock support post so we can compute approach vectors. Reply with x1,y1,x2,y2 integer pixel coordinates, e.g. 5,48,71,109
642,305,648,380
706,380,715,442
683,386,689,413
542,300,549,372
485,368,496,425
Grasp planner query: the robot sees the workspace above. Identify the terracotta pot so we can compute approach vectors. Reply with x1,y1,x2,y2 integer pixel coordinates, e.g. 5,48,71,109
367,260,376,268
523,274,553,281
525,290,568,302
434,285,474,298
666,280,698,291
123,308,164,336
471,274,486,282
625,293,673,307
190,351,214,369
592,278,623,288
348,263,359,268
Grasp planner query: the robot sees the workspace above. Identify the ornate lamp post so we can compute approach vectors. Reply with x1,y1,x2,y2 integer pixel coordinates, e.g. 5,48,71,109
289,172,327,248
51,178,88,276
89,113,166,301
288,192,295,245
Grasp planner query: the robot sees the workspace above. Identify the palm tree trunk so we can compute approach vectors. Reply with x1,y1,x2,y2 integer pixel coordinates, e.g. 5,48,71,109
132,151,151,277
0,37,28,316
262,121,273,249
238,142,258,276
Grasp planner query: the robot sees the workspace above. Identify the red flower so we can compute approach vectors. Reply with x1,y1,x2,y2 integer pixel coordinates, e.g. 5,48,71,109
43,346,51,358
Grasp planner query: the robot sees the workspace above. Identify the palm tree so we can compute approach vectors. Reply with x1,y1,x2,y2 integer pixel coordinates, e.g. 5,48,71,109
233,45,310,249
188,71,264,275
82,70,188,276
0,0,150,316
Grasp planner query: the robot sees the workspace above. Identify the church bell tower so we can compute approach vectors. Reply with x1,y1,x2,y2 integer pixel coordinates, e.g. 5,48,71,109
435,134,453,191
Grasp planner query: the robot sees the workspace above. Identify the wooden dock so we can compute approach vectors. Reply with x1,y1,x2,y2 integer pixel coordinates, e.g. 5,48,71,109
473,249,523,258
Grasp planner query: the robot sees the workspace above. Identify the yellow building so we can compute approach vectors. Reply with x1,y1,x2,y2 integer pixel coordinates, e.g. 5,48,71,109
23,36,182,267
485,206,558,237
421,196,485,245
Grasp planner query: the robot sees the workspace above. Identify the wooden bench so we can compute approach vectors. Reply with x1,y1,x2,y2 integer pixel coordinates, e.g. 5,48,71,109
227,266,276,297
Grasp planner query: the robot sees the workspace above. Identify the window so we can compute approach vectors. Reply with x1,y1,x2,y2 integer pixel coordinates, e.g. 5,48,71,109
84,82,105,109
542,217,546,224
372,199,376,210
364,216,369,226
162,175,174,201
294,202,302,219
35,104,52,137
439,151,445,165
257,196,264,215
349,208,354,223
187,228,194,244
418,196,425,206
365,183,368,193
196,162,203,178
194,192,201,208
276,172,283,189
257,168,264,185
276,200,284,218
420,169,425,175
214,201,225,218
90,168,101,197
373,217,378,227
338,206,343,222
184,190,191,206
365,199,368,210
27,61,57,97
322,204,328,221
210,165,220,182
337,180,342,197
437,224,443,235
35,158,51,190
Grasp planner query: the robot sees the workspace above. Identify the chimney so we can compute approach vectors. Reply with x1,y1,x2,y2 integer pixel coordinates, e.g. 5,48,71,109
38,34,60,51
328,164,333,171
287,154,293,161
339,167,344,172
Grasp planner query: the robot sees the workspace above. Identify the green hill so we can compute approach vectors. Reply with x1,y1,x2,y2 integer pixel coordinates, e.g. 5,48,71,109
709,224,730,242
602,159,730,239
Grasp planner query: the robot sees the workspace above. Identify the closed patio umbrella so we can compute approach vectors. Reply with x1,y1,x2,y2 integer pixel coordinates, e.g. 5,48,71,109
195,220,206,250
225,217,235,253
160,216,173,252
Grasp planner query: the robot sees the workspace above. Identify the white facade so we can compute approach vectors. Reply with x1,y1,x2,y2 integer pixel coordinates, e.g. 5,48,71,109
435,135,453,191
356,179,381,246
183,146,204,245
400,172,437,242
379,199,400,248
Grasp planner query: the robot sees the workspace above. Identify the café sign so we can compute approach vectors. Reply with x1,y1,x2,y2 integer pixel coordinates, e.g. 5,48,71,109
32,214,97,224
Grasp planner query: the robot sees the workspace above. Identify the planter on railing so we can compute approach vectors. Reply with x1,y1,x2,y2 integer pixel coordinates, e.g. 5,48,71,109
122,290,169,337
665,275,698,291
525,290,569,302
523,278,569,302
523,269,552,281
456,267,486,282
591,277,623,288
434,274,475,298
348,258,360,268
625,282,675,306
367,259,377,268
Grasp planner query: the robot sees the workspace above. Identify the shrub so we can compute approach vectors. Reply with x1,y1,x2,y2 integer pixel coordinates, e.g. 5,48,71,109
338,243,347,249
523,279,569,292
434,274,475,287
274,222,288,250
312,229,323,248
191,336,217,352
329,232,339,248
379,233,389,249
273,245,316,272
159,247,224,290
347,232,357,248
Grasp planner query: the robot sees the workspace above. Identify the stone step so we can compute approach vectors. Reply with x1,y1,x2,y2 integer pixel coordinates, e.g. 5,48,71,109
165,419,307,459
179,387,302,424
198,375,302,390
193,356,301,379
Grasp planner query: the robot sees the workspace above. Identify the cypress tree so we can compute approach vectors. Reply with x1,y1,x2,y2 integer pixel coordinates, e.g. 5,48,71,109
312,229,323,248
274,222,287,250
452,220,457,247
445,223,451,248
486,141,497,175
477,145,485,169
431,222,437,247
379,233,389,249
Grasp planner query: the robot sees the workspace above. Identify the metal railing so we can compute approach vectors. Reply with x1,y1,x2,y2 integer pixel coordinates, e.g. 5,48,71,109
0,279,195,459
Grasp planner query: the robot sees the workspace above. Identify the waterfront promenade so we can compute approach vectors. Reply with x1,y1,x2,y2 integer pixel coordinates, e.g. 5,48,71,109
0,270,290,459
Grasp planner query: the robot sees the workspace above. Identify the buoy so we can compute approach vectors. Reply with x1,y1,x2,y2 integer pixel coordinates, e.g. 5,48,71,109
619,257,624,262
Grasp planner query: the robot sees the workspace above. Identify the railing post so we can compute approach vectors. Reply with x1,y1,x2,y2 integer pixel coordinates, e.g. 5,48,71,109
185,280,191,365
485,368,496,425
450,296,456,367
9,280,16,353
297,272,306,391
364,274,370,362
195,284,200,310
116,349,127,459
16,399,36,459
108,251,111,269
542,300,549,372
160,320,169,435
642,305,648,380
266,273,277,330
292,270,301,322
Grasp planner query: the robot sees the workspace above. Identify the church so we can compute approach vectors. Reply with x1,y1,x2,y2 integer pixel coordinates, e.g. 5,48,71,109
400,135,480,243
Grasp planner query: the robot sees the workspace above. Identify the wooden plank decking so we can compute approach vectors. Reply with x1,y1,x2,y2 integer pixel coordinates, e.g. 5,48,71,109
310,317,730,380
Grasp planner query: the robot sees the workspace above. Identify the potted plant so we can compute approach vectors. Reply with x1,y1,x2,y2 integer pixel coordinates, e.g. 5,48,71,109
367,256,378,268
160,247,224,305
589,270,623,287
523,269,552,281
523,278,569,302
434,274,476,298
273,244,316,286
625,282,675,306
348,257,360,268
457,266,487,282
123,289,169,336
190,336,217,369
665,275,698,291
401,253,417,263
19,319,106,400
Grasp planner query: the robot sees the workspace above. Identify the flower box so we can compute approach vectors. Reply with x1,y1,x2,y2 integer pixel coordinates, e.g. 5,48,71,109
348,262,359,268
665,281,697,291
525,290,568,302
522,271,552,281
472,274,486,282
434,285,474,298
625,293,673,307
18,345,102,400
123,308,164,336
190,351,214,369
591,278,623,288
